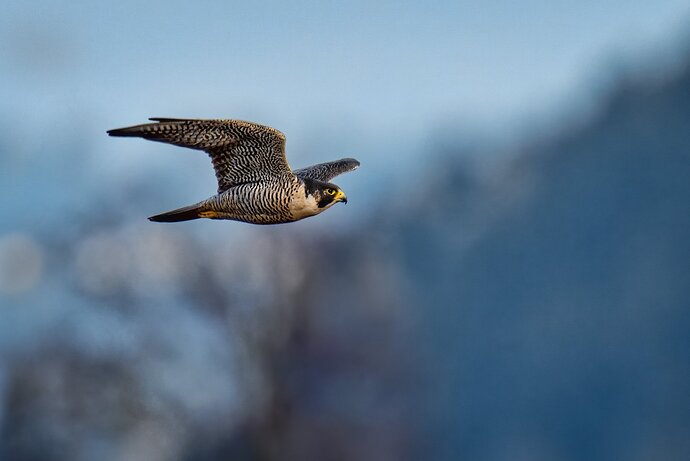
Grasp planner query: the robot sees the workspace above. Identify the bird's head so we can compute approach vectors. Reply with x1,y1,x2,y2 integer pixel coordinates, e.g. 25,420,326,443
317,182,347,208
304,178,348,209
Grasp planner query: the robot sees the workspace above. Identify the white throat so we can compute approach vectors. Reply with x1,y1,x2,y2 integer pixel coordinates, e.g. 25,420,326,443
289,188,331,220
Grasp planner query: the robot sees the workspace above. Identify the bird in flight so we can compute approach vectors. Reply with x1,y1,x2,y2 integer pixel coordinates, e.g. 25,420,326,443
108,118,360,224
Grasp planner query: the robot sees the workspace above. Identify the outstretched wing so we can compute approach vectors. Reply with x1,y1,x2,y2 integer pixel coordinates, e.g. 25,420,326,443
108,118,291,193
293,158,360,183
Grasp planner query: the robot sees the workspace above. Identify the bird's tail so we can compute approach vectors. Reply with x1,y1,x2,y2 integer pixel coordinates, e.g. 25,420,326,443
148,204,204,223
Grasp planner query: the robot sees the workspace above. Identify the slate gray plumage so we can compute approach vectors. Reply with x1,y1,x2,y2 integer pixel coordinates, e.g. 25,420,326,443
108,118,359,224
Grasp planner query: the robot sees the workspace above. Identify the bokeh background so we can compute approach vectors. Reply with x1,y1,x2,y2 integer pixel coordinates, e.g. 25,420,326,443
1,1,690,460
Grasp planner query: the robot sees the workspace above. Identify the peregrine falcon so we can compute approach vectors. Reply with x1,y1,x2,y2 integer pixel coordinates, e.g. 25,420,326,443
107,118,360,224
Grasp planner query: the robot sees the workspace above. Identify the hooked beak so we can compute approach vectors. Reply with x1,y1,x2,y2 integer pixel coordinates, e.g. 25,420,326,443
334,190,348,204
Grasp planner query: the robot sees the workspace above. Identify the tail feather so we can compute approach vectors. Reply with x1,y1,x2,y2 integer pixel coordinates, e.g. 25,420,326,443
149,204,202,223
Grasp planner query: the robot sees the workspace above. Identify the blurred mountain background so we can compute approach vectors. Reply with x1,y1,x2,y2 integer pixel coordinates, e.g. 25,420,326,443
1,1,689,460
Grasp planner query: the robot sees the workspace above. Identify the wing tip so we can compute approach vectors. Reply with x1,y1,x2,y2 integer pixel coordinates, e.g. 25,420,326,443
108,118,185,137
148,117,184,122
342,157,360,168
107,127,136,137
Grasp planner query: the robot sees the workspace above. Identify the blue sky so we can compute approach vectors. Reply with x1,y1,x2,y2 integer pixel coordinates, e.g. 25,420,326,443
1,0,689,191
3,1,689,127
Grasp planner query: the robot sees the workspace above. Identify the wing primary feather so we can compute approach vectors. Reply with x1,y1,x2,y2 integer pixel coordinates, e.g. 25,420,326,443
294,158,360,182
108,118,293,193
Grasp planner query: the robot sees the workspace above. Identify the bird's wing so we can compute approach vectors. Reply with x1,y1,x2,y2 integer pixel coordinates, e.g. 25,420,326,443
108,118,291,193
293,158,360,183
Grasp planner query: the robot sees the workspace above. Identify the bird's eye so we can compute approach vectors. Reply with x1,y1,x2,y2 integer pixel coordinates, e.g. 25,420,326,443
325,188,336,196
